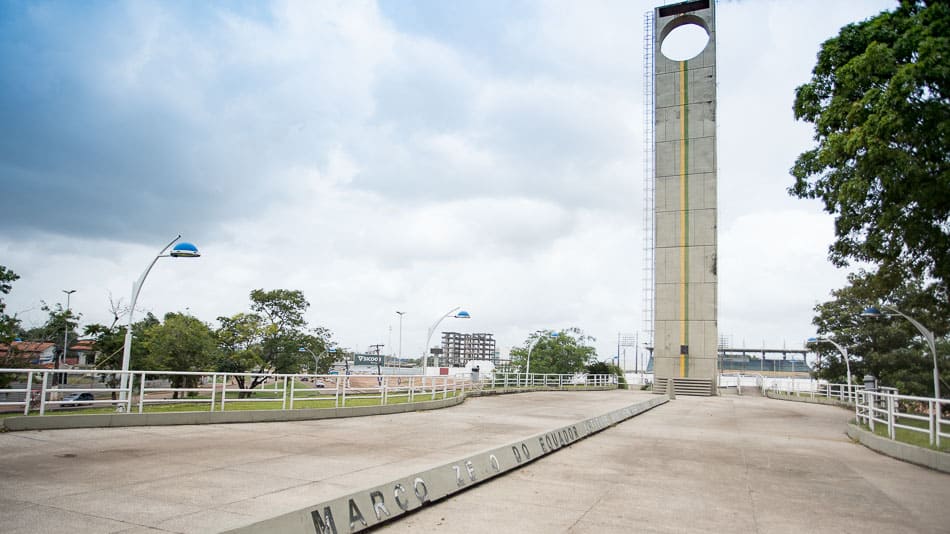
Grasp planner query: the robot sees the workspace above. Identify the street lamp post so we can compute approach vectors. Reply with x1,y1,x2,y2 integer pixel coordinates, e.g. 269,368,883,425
526,331,559,376
119,235,200,404
862,305,941,401
422,307,470,374
807,336,852,400
298,346,336,372
61,289,76,384
396,311,406,362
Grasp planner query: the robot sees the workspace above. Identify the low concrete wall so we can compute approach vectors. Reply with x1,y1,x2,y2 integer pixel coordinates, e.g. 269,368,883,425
2,395,464,431
225,395,667,534
847,423,950,474
765,390,854,409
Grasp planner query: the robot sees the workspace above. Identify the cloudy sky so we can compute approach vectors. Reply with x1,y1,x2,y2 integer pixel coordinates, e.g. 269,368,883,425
0,0,895,366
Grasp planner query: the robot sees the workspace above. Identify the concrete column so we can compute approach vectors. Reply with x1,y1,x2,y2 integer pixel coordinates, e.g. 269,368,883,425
653,0,717,394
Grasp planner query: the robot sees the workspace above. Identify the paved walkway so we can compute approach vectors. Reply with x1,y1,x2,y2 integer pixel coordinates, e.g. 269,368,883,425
0,390,644,533
2,391,947,533
380,394,950,533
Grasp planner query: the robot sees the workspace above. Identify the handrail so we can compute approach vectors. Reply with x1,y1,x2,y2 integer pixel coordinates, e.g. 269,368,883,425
0,368,616,417
854,389,948,448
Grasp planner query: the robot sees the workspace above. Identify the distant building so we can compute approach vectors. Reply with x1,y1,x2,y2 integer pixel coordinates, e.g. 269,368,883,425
68,340,98,367
440,332,496,367
0,341,57,368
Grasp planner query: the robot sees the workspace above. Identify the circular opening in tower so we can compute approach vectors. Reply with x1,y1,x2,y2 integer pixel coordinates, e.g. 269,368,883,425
660,20,709,61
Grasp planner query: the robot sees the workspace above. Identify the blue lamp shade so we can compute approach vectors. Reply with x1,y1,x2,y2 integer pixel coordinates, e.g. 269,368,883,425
170,242,200,258
455,310,471,319
298,347,307,352
549,331,559,338
806,337,819,345
861,306,882,318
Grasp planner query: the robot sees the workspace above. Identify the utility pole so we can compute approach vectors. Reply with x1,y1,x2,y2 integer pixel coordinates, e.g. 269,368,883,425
370,344,385,385
396,311,406,363
61,289,76,385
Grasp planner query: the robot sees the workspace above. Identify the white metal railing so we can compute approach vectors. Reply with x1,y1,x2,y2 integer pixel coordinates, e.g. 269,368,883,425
0,368,613,417
855,389,949,448
767,380,898,404
487,373,617,389
0,368,472,416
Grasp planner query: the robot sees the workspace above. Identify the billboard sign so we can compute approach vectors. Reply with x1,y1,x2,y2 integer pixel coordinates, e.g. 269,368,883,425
354,353,384,366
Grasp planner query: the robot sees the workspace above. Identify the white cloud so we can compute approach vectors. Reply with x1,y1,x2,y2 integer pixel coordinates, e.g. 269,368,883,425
0,0,897,363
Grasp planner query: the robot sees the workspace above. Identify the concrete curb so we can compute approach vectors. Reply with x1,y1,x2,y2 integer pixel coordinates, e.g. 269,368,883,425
2,395,464,431
847,423,950,474
224,395,667,534
765,391,854,409
469,386,616,397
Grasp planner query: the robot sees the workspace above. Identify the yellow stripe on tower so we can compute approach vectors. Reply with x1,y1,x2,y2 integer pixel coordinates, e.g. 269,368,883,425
679,59,688,378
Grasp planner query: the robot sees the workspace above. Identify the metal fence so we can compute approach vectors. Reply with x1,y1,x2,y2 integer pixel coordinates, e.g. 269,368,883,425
488,373,617,389
0,368,616,417
767,380,898,404
855,389,949,448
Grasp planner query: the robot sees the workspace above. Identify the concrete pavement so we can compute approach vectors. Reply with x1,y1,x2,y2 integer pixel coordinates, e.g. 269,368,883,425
1,391,947,533
0,390,648,533
379,394,950,534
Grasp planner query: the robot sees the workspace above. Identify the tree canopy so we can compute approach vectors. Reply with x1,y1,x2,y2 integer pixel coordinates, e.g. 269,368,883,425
144,313,217,395
810,270,948,397
790,1,950,286
509,328,597,375
0,265,20,345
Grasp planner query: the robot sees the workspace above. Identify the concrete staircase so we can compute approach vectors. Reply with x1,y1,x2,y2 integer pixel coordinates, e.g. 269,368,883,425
654,377,715,397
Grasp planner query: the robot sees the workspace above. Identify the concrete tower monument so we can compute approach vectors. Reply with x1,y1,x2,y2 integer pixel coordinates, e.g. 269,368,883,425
652,0,717,396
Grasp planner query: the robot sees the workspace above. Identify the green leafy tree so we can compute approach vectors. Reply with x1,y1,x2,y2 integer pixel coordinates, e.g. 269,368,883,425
215,312,266,397
0,266,24,384
811,270,949,397
586,361,628,389
85,312,159,399
215,289,327,396
250,288,310,373
510,328,597,375
0,265,20,344
790,1,950,286
144,313,217,397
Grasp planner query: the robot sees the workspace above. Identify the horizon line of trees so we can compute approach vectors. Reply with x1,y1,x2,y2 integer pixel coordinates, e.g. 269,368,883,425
1,268,336,396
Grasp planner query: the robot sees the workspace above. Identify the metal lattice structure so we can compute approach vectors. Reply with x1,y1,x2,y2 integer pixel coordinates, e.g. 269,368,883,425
641,10,656,350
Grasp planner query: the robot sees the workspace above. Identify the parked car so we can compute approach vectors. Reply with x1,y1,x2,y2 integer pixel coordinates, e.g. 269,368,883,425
312,380,326,388
61,392,94,406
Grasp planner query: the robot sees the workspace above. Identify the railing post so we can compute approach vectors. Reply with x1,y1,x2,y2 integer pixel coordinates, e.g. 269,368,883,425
930,400,937,447
39,372,48,415
409,376,414,404
887,394,895,440
281,375,288,410
210,374,217,412
23,371,33,416
937,400,943,448
334,376,340,408
221,373,228,411
138,371,146,414
126,372,135,413
289,376,296,410
341,375,348,407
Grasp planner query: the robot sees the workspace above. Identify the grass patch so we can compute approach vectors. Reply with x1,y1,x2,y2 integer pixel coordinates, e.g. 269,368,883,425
7,390,460,417
860,416,950,453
